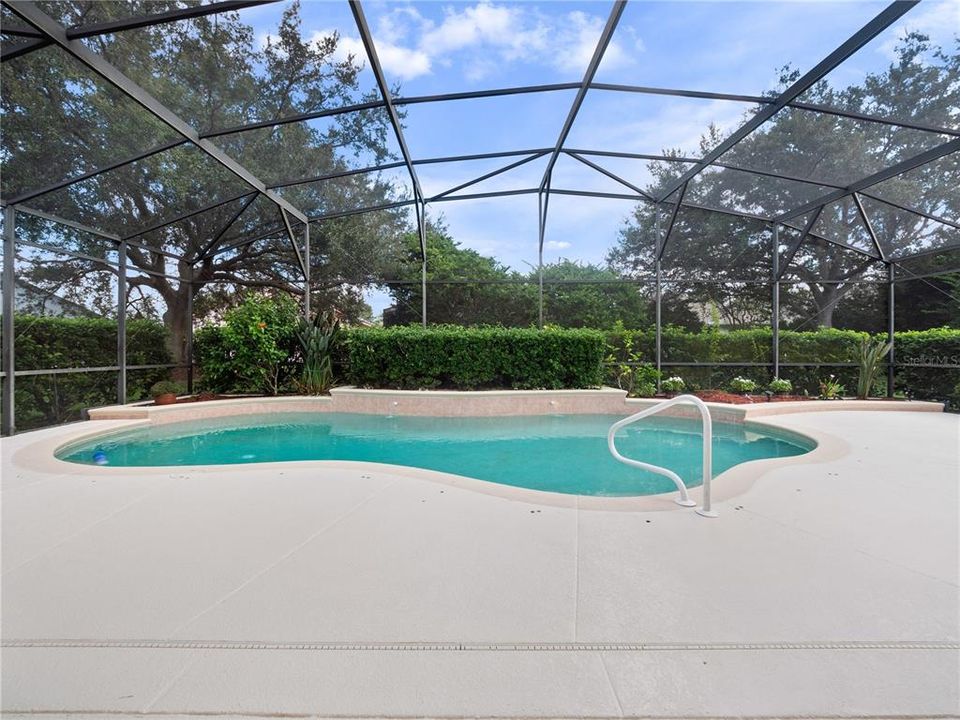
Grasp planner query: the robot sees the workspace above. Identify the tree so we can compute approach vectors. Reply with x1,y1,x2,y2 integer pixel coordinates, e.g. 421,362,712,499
540,260,649,329
609,33,959,329
386,219,535,326
3,1,406,361
386,222,655,328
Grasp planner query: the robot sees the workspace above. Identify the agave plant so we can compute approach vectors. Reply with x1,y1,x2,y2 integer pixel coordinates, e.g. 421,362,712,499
296,310,340,395
856,336,893,399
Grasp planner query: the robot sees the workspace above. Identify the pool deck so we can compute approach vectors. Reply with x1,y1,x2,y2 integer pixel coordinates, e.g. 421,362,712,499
2,408,958,718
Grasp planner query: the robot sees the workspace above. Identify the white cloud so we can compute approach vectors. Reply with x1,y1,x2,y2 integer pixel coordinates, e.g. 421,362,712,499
309,3,641,85
545,240,571,250
311,29,431,81
551,11,633,74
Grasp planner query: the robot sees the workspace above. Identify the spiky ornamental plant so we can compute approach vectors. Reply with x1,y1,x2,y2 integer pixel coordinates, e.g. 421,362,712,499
856,336,893,399
296,310,341,395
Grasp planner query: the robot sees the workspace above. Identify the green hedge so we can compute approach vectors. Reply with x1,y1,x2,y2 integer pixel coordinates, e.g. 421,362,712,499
9,315,171,430
605,327,960,403
344,326,606,390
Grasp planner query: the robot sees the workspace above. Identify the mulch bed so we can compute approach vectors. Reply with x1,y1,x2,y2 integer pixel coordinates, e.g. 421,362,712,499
152,393,253,406
688,390,815,405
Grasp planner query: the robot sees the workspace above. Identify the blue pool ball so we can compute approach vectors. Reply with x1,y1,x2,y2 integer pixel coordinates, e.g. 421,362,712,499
92,451,109,466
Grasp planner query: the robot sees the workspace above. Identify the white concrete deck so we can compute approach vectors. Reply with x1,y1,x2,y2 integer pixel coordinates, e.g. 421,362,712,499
2,409,958,718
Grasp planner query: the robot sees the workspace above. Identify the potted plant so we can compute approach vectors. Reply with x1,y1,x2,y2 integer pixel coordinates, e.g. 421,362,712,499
729,376,757,395
150,380,184,406
769,377,792,395
661,376,685,397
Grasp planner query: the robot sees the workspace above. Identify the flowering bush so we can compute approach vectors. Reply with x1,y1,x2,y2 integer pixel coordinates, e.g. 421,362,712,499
661,376,685,393
769,377,792,394
729,376,758,393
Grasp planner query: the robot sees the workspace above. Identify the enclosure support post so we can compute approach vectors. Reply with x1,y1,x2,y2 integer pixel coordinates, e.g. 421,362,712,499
772,225,780,379
303,222,310,319
887,262,895,398
417,200,427,327
654,205,662,392
2,206,16,436
537,190,546,330
117,240,127,405
185,272,194,395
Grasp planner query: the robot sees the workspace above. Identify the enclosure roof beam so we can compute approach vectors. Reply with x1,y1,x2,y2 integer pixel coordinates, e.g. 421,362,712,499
348,1,423,204
1,35,49,61
658,182,688,260
191,74,957,141
280,207,307,279
191,193,260,262
890,243,960,264
65,0,282,40
564,151,653,200
10,204,121,242
655,1,919,202
538,0,625,201
1,138,189,207
430,188,539,204
777,207,824,280
123,191,254,241
777,137,960,222
268,161,408,190
429,152,550,201
4,1,309,225
200,99,386,139
853,192,886,262
862,193,960,231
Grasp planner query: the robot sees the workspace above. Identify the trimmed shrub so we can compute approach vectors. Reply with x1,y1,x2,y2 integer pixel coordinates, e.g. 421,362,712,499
194,293,300,396
11,315,170,430
894,327,960,403
344,325,606,390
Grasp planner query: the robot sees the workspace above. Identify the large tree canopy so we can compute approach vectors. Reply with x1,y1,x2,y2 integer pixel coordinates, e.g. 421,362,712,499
3,0,407,359
609,32,959,330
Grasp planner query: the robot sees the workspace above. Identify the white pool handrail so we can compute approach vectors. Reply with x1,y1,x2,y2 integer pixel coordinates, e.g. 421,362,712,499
607,394,717,518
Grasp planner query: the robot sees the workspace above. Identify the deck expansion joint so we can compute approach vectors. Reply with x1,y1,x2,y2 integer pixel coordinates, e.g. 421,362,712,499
4,639,957,652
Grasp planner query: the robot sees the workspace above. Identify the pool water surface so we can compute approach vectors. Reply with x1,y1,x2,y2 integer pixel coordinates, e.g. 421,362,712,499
58,412,815,496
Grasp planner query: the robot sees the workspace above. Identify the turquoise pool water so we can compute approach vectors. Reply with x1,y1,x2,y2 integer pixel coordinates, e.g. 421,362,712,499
58,413,814,497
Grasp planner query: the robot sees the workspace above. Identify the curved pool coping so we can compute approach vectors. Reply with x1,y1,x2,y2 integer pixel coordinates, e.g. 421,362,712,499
15,404,853,513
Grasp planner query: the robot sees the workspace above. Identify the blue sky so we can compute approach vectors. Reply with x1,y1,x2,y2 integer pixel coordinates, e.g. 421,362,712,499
240,0,957,316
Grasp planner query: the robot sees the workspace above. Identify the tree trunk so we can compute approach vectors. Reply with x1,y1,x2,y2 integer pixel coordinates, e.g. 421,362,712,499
811,283,838,328
162,288,194,366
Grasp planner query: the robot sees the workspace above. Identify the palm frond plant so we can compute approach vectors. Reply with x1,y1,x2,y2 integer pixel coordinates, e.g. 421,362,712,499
296,310,341,395
856,336,893,399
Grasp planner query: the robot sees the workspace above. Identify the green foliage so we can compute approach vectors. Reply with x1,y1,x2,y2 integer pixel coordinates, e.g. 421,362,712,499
769,377,793,394
605,327,959,401
604,323,659,396
344,326,606,390
894,327,960,402
149,380,183,396
729,376,758,393
194,293,300,396
856,336,893,399
11,315,170,430
296,310,340,395
819,375,845,400
387,223,652,329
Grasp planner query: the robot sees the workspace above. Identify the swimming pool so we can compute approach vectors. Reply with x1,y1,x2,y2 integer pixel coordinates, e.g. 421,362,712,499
58,412,814,497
